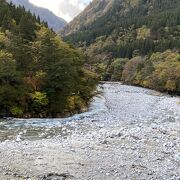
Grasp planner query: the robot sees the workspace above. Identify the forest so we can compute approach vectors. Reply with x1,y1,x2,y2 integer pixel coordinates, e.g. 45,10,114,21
64,0,180,94
103,50,180,93
0,0,97,118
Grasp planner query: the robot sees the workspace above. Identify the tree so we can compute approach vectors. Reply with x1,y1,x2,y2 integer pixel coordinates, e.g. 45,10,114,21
19,14,36,40
0,50,21,117
122,56,145,84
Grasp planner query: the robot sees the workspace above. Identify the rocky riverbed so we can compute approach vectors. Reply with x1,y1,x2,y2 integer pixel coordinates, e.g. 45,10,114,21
0,83,179,180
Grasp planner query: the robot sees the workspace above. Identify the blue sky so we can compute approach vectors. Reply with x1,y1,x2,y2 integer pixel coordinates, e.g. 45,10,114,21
29,0,92,22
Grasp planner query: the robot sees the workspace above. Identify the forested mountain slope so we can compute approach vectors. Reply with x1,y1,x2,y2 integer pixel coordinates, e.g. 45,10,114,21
62,0,180,94
61,0,114,36
0,0,97,118
7,0,67,32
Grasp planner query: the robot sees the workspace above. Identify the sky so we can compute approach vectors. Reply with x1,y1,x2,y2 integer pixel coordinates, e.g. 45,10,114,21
29,0,92,22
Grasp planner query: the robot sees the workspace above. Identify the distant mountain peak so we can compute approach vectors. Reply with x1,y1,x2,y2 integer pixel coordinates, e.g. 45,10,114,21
7,0,67,32
61,0,114,36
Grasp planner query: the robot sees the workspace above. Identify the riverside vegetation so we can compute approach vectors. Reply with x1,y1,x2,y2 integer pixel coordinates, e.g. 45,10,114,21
62,0,180,94
0,0,97,118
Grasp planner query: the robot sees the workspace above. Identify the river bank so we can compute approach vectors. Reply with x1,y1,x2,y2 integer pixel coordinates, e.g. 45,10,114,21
0,83,179,179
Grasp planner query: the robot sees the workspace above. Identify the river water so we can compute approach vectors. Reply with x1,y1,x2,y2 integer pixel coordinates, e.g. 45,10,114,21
0,92,106,142
0,83,179,142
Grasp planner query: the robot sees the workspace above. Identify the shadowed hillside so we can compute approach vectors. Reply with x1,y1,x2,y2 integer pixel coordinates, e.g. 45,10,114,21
7,0,67,32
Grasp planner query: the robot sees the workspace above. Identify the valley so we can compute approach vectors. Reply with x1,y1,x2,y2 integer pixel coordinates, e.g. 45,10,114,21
0,0,180,179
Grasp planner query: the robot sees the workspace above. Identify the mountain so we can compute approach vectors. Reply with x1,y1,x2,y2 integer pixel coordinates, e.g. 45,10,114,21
62,0,180,48
7,0,67,32
61,0,114,36
62,0,180,94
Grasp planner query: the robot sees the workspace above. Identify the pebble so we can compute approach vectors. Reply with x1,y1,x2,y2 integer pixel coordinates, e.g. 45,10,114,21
174,154,180,162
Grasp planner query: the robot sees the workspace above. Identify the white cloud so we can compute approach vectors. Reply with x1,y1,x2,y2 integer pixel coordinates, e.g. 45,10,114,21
29,0,92,22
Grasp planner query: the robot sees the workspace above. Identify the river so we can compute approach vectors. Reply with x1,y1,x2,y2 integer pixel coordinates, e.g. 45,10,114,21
0,83,179,179
0,87,106,142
